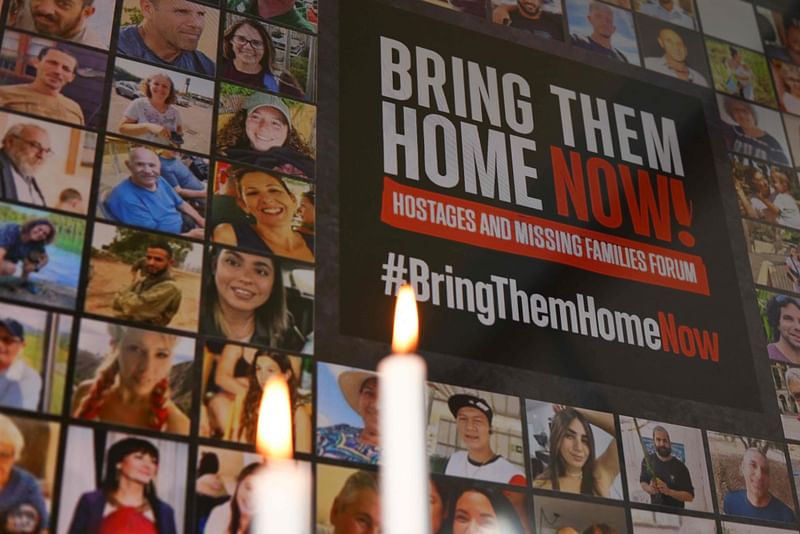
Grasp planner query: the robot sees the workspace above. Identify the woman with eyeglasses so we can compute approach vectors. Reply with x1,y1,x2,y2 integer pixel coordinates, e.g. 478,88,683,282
221,19,304,99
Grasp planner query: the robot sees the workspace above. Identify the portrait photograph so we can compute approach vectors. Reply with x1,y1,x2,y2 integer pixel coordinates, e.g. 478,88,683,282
633,0,697,30
96,136,208,240
756,289,800,365
756,6,800,66
566,0,641,66
0,31,108,129
707,431,796,524
717,95,791,167
0,110,96,214
56,426,188,534
0,413,60,534
770,60,800,116
316,362,380,465
210,161,315,263
0,301,72,414
217,84,316,181
706,38,776,107
526,399,623,500
426,381,526,486
438,477,531,534
198,341,312,453
71,317,196,435
743,219,800,297
694,0,763,52
117,0,220,77
106,57,216,156
83,221,204,332
619,416,713,512
489,0,565,42
226,0,318,33
0,202,86,311
316,464,380,534
533,494,627,534
193,445,310,534
729,155,800,231
6,0,116,51
637,15,709,87
221,13,317,101
770,359,800,441
201,245,315,351
631,509,716,534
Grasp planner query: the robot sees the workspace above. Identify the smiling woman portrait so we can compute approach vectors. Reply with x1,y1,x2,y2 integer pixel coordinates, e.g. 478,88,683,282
200,246,306,349
212,167,314,262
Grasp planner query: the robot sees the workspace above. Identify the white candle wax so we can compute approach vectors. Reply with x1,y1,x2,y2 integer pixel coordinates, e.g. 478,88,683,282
254,459,311,534
378,352,430,534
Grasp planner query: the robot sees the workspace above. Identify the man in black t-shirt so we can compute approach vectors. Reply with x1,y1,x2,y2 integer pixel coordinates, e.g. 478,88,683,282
493,0,564,41
639,426,695,508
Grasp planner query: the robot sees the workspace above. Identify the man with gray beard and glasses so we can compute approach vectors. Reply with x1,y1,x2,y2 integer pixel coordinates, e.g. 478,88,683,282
0,124,51,207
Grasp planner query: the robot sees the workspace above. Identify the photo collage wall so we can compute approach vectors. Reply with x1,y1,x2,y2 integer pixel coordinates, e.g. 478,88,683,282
1,0,800,534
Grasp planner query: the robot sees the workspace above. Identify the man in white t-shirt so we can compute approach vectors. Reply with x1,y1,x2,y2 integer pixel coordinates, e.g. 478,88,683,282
444,394,526,485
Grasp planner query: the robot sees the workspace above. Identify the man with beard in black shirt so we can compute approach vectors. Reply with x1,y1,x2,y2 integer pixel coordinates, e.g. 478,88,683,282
492,0,564,40
639,426,695,508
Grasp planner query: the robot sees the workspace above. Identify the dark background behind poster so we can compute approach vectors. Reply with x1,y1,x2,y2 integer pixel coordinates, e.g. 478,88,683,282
336,0,757,410
311,0,782,436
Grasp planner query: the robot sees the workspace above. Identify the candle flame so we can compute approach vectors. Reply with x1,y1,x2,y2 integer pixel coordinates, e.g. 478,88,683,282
256,375,293,460
392,284,419,353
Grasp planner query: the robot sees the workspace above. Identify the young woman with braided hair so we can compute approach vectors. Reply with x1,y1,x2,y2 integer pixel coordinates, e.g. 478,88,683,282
235,350,311,452
71,323,190,434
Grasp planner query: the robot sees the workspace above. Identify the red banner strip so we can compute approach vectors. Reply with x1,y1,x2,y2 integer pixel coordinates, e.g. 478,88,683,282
380,177,710,296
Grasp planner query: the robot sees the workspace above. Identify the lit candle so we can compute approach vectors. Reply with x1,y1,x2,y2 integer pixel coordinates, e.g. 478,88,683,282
255,375,311,534
379,284,430,534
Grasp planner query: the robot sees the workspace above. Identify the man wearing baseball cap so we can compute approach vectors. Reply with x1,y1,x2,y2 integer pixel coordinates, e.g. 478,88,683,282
444,393,526,485
317,369,380,464
0,318,40,411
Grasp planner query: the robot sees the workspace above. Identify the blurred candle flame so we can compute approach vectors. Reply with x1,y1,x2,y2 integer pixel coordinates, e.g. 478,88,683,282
392,284,419,354
256,376,293,460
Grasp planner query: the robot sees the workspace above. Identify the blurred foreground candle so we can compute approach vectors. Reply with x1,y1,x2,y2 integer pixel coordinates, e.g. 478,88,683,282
255,375,311,534
379,284,430,534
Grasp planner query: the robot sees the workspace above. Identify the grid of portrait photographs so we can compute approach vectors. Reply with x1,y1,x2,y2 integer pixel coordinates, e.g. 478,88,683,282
0,0,319,532
5,0,800,534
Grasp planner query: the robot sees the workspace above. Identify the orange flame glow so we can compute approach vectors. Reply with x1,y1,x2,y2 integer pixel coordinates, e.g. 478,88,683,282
392,284,419,354
256,376,293,460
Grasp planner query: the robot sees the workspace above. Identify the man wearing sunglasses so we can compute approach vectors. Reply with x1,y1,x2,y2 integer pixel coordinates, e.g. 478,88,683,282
0,124,51,208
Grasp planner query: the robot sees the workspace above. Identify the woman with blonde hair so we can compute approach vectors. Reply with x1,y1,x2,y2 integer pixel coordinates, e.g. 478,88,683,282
71,323,190,434
118,73,184,147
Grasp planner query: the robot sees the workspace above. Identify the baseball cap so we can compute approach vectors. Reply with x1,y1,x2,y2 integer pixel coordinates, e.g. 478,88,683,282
0,318,24,341
448,394,493,425
244,92,291,125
